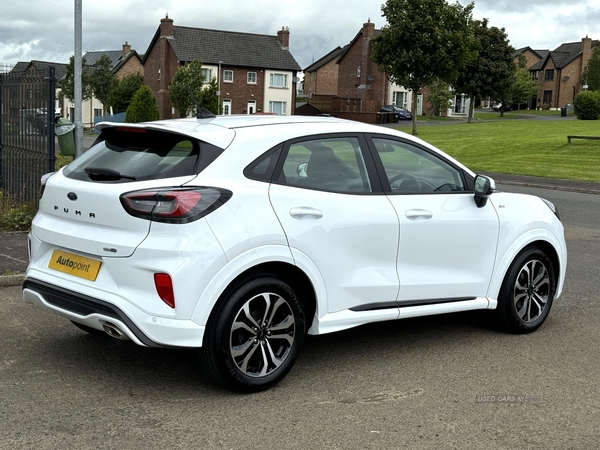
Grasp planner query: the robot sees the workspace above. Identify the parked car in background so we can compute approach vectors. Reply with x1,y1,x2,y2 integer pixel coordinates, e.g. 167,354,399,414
23,115,567,393
380,105,413,120
492,102,512,112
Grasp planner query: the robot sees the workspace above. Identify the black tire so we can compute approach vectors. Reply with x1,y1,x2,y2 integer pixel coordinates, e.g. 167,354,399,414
496,247,556,334
199,276,306,393
70,320,107,337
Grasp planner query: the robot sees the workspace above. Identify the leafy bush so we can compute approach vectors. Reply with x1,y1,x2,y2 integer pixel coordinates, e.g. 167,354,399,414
126,85,160,123
573,91,600,120
0,194,36,231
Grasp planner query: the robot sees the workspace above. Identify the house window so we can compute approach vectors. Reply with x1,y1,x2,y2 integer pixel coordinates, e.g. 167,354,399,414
158,68,161,81
543,90,552,105
94,108,103,117
545,69,554,80
356,65,361,77
247,72,257,84
270,73,288,88
201,68,213,83
393,92,408,108
222,99,232,115
269,101,287,115
224,70,233,83
531,71,539,80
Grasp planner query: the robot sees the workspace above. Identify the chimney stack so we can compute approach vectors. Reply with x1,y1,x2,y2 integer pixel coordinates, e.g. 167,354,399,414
277,26,290,49
122,42,131,58
582,35,593,67
161,14,174,38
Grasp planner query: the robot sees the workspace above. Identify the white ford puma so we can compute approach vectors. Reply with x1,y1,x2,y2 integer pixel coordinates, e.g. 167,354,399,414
23,115,567,392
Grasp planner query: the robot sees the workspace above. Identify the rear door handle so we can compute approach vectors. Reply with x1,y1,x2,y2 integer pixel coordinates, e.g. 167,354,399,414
405,209,433,220
289,207,323,219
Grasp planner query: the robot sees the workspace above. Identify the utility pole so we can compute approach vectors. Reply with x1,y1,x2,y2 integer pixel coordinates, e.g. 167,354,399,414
74,0,83,157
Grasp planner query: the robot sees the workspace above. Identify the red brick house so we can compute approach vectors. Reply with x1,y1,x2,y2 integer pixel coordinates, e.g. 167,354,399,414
527,37,597,109
60,42,144,124
303,46,346,98
143,16,301,118
305,20,466,122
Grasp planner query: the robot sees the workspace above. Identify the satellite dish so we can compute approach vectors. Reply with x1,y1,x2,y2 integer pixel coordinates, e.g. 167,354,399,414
563,76,569,82
292,76,300,83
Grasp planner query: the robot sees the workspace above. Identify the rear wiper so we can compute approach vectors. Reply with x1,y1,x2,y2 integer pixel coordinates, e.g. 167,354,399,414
84,167,136,181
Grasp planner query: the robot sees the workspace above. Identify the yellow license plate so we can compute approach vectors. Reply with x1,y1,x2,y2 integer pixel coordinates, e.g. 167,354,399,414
48,250,102,281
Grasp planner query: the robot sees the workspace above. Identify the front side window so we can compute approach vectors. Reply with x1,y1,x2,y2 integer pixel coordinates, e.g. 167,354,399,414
223,70,233,82
278,137,371,193
270,73,288,88
372,137,465,193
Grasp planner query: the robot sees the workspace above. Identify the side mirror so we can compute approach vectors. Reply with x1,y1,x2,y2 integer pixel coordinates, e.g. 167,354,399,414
474,175,495,208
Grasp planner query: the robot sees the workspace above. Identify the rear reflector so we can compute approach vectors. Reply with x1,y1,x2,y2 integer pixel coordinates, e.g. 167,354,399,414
154,273,175,308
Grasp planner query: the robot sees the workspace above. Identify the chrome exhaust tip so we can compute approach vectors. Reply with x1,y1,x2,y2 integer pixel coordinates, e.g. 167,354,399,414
102,322,130,340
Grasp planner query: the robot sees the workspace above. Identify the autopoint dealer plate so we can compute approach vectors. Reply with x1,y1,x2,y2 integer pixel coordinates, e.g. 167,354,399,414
48,250,102,281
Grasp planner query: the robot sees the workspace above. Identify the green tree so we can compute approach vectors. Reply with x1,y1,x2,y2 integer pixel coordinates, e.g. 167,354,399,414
425,80,454,117
109,73,145,114
89,54,117,113
60,55,92,103
200,76,219,114
580,45,600,91
511,68,538,110
125,85,160,123
372,0,475,134
454,19,515,122
168,60,206,117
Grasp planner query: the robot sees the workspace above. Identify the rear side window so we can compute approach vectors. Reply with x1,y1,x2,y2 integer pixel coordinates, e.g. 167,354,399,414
63,128,222,182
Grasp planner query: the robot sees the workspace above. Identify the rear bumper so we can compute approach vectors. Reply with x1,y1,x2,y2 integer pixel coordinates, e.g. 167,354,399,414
23,278,205,348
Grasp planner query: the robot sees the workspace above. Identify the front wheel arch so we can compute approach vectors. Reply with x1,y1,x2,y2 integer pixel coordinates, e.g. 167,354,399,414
495,245,557,334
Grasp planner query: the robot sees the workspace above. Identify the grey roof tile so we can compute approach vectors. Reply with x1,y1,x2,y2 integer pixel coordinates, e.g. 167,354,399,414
169,26,301,71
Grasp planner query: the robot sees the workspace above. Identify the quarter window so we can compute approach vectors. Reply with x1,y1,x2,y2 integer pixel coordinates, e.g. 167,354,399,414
270,73,288,88
372,138,465,193
278,137,372,193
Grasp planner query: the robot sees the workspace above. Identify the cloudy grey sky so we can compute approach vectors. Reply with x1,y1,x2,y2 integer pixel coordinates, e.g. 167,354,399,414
2,0,599,71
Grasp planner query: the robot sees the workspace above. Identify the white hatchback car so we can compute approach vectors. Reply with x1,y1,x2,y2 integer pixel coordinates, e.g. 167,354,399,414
24,115,566,392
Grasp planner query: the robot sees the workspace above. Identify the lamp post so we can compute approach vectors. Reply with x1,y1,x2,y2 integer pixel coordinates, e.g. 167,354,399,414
218,61,222,114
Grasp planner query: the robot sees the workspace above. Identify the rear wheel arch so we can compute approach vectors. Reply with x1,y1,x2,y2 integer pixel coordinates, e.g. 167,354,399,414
199,265,315,392
205,262,317,343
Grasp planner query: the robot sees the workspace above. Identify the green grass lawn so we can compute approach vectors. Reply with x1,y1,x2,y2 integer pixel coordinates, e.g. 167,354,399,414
394,119,600,182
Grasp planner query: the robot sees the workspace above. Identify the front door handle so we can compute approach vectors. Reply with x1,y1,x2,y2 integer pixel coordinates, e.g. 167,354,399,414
289,207,323,219
405,209,433,220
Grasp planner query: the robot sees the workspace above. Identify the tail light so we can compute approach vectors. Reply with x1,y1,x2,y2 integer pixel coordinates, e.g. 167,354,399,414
120,187,231,223
154,273,175,308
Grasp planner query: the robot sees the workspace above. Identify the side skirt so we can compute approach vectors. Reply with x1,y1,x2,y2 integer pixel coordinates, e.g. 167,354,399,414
308,297,496,335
